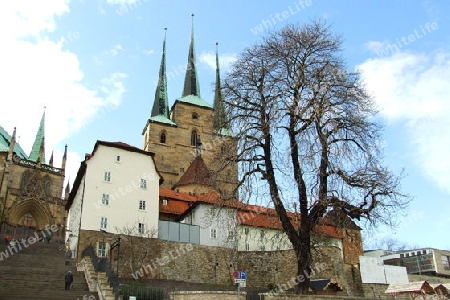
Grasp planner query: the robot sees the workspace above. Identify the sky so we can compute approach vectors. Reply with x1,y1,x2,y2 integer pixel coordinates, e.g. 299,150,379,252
1,0,449,250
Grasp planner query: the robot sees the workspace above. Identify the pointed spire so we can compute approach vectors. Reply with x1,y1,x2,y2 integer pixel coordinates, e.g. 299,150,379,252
29,108,46,163
213,43,230,133
49,151,54,166
7,127,17,161
151,28,170,118
61,144,67,174
37,137,45,167
182,14,200,97
64,180,71,200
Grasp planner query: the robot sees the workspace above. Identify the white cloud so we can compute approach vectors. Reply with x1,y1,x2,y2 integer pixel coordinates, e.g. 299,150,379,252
358,51,450,193
109,44,125,57
0,1,127,187
199,51,237,73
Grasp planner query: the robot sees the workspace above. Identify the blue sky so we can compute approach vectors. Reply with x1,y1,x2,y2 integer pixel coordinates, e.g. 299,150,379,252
1,0,449,250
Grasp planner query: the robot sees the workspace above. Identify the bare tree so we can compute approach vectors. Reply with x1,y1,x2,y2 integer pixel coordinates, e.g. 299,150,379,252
115,221,158,278
221,21,410,293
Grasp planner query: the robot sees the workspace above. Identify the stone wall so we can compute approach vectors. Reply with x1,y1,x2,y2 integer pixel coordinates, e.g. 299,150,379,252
362,283,390,299
78,230,364,296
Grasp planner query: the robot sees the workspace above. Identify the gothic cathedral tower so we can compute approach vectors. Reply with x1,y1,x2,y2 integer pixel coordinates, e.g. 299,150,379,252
142,17,238,198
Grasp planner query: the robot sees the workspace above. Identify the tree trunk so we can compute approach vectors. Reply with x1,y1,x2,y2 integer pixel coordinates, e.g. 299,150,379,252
294,232,311,294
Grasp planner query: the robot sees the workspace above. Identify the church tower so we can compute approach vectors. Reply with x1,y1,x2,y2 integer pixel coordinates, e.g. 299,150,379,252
142,16,238,198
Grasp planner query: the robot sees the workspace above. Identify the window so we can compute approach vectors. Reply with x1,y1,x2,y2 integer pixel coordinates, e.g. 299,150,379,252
100,217,108,229
162,199,168,206
180,168,184,173
260,245,265,251
139,200,146,211
245,243,250,251
191,130,198,146
422,250,427,254
97,242,106,257
228,231,235,241
192,112,199,119
400,254,404,258
104,171,111,182
138,223,145,234
244,227,249,235
116,155,121,162
260,230,265,238
160,131,166,144
406,253,410,257
441,255,450,269
210,228,217,239
102,194,109,205
140,179,147,189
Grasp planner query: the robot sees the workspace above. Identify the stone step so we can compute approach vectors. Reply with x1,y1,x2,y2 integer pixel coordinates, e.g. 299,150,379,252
0,241,99,299
0,289,99,300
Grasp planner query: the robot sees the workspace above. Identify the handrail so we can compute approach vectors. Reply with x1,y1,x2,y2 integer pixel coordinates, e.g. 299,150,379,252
82,246,120,297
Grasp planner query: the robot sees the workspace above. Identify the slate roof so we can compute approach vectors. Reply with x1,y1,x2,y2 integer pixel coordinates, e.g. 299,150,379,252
174,155,215,188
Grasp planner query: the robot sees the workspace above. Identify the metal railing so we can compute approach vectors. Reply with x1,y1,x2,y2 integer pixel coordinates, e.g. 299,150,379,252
82,246,120,297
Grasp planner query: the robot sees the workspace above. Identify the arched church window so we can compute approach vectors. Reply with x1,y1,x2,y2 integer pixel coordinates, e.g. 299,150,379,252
160,131,166,144
191,130,198,146
192,112,199,120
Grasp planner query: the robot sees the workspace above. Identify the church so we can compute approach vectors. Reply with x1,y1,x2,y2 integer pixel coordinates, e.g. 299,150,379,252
0,111,68,241
141,23,238,199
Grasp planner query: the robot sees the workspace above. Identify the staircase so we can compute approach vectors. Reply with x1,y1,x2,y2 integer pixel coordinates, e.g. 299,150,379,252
0,240,99,300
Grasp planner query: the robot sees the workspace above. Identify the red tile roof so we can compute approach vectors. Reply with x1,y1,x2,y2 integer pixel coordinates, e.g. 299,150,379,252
169,190,343,239
159,200,190,215
159,188,197,216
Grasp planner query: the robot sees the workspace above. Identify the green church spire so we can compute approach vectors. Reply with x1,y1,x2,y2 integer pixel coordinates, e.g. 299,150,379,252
29,109,46,163
213,43,231,135
151,28,170,118
182,14,200,97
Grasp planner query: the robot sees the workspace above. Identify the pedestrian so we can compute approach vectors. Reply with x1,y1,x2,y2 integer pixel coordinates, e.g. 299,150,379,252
4,234,11,245
65,271,74,290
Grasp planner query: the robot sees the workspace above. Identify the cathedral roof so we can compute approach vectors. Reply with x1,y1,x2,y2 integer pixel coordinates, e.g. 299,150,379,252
213,43,232,136
29,110,46,163
150,29,171,121
182,14,200,98
148,115,177,126
173,94,212,109
0,125,28,159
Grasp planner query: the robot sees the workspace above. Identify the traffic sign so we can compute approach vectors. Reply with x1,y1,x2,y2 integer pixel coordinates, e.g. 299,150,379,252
232,271,240,279
240,281,246,288
234,279,246,284
240,271,247,279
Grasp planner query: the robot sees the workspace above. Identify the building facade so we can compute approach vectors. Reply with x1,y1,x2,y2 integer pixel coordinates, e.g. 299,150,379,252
0,112,67,241
65,140,162,258
373,248,450,277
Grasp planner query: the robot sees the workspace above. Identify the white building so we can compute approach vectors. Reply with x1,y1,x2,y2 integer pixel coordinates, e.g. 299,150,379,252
65,140,162,257
177,192,344,252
